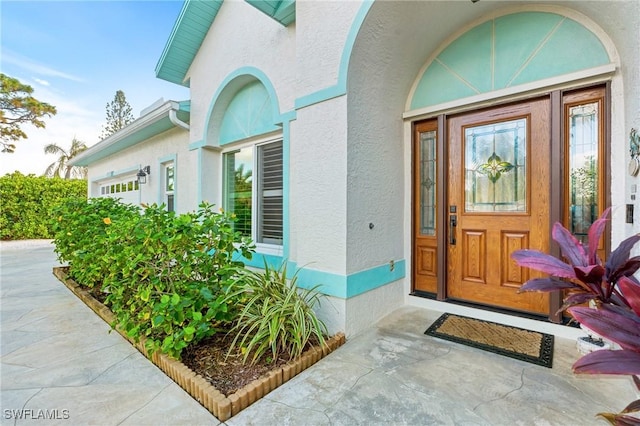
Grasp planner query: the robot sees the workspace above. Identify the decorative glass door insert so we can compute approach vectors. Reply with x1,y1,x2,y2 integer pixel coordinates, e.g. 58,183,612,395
420,130,437,236
568,102,599,243
464,119,527,212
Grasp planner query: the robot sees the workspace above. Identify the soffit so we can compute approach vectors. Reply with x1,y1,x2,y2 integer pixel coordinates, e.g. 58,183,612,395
155,0,224,86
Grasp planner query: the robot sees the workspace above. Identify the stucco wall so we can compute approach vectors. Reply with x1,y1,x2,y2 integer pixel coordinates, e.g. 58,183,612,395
87,127,194,213
290,97,348,274
186,0,296,146
295,0,361,98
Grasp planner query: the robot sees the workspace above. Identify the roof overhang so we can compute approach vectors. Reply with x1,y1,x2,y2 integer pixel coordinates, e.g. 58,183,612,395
246,0,296,26
155,0,224,86
70,101,190,167
155,0,295,87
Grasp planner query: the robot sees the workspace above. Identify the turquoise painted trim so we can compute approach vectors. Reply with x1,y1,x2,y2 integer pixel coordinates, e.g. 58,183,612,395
281,115,292,260
204,66,286,149
294,259,406,299
245,0,296,26
155,0,223,86
411,12,611,110
189,139,206,151
241,253,285,270
157,154,177,211
233,255,406,299
196,148,203,204
345,259,405,298
219,81,280,145
294,0,374,110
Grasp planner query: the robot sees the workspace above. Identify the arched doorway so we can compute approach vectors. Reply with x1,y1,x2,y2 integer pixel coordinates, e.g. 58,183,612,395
346,3,619,320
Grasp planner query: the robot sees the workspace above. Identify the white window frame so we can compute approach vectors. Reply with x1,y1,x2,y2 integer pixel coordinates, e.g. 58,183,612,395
164,162,175,212
222,134,284,256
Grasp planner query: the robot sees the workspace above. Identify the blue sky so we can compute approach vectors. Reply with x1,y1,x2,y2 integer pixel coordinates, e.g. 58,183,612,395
1,1,189,175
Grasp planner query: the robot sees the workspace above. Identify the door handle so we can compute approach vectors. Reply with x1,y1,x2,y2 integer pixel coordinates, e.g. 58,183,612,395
449,214,457,245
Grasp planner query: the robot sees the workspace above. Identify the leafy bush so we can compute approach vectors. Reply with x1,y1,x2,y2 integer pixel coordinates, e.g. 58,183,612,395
51,196,140,287
226,262,328,364
0,172,86,240
512,208,640,424
52,198,255,359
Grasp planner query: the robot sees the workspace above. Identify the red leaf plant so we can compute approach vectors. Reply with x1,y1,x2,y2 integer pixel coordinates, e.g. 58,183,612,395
512,208,640,425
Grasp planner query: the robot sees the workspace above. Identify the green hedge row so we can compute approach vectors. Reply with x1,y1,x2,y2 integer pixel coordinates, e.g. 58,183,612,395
0,172,87,240
52,198,255,359
51,197,328,362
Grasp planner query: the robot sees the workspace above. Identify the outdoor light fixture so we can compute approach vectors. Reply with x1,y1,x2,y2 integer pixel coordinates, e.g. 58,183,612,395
137,165,151,184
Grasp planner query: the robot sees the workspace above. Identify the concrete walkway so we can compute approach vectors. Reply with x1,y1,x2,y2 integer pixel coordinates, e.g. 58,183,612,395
1,241,636,425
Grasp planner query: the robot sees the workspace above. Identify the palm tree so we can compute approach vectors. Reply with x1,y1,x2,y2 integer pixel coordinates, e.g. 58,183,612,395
43,137,88,179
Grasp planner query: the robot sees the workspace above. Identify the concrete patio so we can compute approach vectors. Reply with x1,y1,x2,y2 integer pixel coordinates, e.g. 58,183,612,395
1,240,636,425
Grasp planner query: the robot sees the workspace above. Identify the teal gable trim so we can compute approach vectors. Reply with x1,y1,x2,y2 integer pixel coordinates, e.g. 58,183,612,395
294,1,374,110
411,12,611,110
156,0,223,86
220,81,280,145
245,0,296,26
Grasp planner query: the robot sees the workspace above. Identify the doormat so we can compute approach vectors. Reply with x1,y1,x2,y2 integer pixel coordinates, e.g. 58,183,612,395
424,313,554,368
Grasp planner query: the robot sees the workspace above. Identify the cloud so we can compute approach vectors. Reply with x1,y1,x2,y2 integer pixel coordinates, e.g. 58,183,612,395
2,49,84,83
34,78,50,87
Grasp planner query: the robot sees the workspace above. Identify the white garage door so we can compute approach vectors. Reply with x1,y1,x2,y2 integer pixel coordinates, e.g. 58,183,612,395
98,176,140,205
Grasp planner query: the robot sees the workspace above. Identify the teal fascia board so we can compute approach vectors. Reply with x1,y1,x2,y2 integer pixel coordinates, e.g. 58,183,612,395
246,0,295,26
155,0,223,86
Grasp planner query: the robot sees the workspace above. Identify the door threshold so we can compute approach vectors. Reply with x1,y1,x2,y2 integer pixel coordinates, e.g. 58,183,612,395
407,293,584,340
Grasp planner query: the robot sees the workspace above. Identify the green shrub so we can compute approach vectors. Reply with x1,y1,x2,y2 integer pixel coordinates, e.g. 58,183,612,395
226,262,328,364
51,196,140,288
104,203,255,358
52,198,255,359
0,172,86,240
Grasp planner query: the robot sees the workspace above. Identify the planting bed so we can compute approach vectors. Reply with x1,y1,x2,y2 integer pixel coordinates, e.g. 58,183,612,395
52,267,346,421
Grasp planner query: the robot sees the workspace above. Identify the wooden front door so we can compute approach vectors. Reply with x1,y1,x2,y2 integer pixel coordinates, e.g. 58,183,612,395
446,98,551,314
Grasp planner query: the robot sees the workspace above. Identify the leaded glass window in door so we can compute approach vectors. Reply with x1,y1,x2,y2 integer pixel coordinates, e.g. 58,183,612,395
464,119,527,212
420,130,436,235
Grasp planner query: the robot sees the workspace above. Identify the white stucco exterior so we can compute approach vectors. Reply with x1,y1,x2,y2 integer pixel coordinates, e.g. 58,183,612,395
73,0,640,338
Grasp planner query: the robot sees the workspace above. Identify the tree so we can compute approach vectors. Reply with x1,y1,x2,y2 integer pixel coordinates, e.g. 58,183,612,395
0,73,57,153
44,137,88,179
100,90,134,139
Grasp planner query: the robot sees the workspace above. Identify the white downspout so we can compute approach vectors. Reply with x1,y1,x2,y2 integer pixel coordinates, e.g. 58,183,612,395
169,108,190,130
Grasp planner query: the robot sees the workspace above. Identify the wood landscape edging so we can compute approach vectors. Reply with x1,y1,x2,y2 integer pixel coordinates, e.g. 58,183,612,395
52,266,346,421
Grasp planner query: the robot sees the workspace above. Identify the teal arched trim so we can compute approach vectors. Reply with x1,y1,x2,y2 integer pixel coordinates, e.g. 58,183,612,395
410,12,611,110
220,81,279,145
204,66,290,147
294,1,374,109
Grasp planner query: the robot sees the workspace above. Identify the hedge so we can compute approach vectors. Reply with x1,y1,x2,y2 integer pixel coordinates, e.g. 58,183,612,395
0,172,87,240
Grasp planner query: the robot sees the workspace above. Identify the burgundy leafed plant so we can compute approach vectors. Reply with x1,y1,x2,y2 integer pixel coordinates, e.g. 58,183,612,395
511,208,640,425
